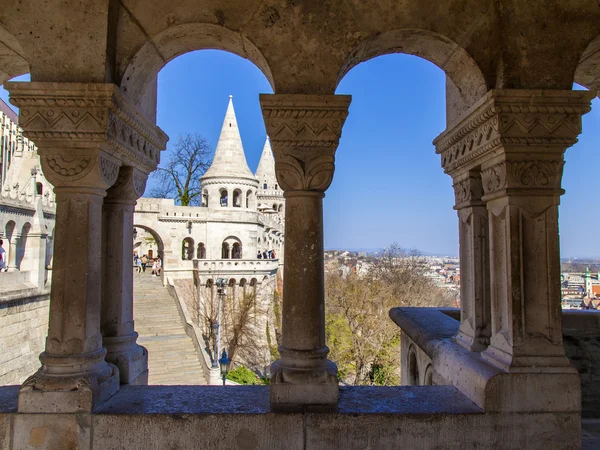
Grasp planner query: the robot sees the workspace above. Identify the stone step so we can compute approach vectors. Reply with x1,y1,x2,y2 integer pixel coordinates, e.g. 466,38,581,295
133,273,206,385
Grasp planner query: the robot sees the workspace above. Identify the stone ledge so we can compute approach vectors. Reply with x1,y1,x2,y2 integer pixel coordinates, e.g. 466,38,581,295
0,385,583,449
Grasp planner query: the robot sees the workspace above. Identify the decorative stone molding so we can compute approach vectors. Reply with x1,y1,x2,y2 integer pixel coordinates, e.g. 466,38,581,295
5,82,169,175
260,94,351,192
481,159,565,196
452,173,484,207
106,166,148,203
434,89,595,175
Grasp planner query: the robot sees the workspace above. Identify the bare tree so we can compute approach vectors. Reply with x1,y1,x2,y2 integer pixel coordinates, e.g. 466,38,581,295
150,134,212,206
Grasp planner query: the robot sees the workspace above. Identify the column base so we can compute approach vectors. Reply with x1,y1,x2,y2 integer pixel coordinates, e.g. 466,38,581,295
270,359,338,411
104,333,148,385
453,331,489,353
17,349,120,413
481,340,578,374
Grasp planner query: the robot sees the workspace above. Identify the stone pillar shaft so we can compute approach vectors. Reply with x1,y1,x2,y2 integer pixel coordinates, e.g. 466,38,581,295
281,192,326,352
452,172,491,352
261,93,351,410
102,166,149,384
6,234,19,271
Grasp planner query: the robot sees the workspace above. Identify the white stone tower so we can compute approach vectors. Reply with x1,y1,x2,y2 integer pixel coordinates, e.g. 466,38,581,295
200,96,259,210
255,136,285,217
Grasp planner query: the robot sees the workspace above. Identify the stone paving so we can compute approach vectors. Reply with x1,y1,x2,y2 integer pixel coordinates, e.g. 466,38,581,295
133,273,206,385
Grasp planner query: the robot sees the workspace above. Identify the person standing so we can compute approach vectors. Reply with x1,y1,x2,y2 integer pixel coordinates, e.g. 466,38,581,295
141,255,147,273
136,257,142,274
257,250,262,259
0,239,6,272
156,256,162,276
271,250,276,259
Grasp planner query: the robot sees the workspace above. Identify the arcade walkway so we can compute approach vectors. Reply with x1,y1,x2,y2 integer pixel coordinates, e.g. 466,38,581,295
134,273,206,385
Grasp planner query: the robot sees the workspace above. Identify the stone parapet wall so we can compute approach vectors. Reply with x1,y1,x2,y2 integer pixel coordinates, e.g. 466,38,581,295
0,293,49,385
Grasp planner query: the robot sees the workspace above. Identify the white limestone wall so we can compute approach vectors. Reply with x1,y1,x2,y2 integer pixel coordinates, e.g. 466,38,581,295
0,294,49,385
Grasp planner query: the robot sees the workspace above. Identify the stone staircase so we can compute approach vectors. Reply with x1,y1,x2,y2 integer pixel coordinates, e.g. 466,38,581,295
133,273,207,385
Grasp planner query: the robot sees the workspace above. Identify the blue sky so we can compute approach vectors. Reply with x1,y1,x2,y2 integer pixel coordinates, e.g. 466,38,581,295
2,51,599,257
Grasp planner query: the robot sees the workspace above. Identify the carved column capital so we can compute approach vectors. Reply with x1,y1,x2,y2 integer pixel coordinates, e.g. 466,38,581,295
452,171,484,209
434,89,595,176
39,151,121,191
5,82,169,177
480,158,565,198
260,94,351,193
105,166,148,203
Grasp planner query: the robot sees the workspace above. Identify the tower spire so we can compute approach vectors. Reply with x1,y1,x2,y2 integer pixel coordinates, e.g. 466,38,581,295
202,96,256,181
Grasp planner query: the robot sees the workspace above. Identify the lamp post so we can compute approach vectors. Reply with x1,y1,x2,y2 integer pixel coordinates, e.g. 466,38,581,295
219,350,230,386
214,277,228,370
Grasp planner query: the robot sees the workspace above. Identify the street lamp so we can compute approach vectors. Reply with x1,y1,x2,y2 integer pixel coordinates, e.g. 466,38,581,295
214,278,228,370
132,228,138,240
218,350,230,386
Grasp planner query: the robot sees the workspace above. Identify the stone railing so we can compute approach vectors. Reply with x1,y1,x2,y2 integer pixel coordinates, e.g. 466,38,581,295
166,276,220,385
390,306,600,418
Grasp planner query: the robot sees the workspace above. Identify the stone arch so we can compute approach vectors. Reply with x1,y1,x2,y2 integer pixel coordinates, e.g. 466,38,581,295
197,242,206,259
423,364,433,386
219,188,229,207
574,34,600,95
181,237,194,260
246,189,253,209
133,224,166,270
337,29,488,121
202,189,209,207
0,23,30,87
407,345,419,386
16,222,31,270
120,23,275,119
233,189,242,208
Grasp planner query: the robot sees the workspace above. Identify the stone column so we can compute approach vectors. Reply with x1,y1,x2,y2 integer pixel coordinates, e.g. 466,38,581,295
102,166,149,384
7,82,167,413
434,89,594,411
6,234,19,272
451,171,490,352
261,93,351,410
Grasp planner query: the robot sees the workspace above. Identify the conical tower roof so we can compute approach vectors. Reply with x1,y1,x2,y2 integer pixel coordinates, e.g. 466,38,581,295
255,136,277,182
202,96,256,181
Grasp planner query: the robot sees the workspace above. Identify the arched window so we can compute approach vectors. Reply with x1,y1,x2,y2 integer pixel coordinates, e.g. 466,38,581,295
221,242,230,259
233,189,242,207
275,183,278,190
182,237,194,260
246,190,252,208
197,242,206,259
232,242,242,259
202,190,209,207
220,189,228,207
36,182,43,195
278,204,283,212
272,203,277,211
263,182,267,189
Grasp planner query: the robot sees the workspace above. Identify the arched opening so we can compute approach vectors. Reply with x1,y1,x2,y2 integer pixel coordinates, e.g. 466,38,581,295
233,189,242,208
220,189,228,207
202,190,209,207
423,364,433,385
408,346,419,386
221,242,230,259
133,225,166,271
197,242,206,259
246,190,252,209
36,182,43,195
182,237,194,260
232,242,242,259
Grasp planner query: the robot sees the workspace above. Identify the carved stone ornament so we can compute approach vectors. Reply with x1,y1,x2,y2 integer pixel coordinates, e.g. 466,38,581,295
481,159,565,196
106,166,147,202
452,173,484,207
40,152,121,189
260,94,351,192
434,89,594,175
5,82,169,174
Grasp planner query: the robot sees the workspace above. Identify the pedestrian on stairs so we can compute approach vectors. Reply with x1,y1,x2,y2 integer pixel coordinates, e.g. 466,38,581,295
141,255,148,272
156,256,162,276
136,257,142,274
